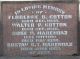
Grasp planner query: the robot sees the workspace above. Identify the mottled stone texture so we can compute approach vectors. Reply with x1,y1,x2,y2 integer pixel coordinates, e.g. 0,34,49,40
2,2,78,56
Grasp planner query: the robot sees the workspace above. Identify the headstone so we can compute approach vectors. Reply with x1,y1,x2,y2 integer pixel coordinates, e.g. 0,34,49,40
2,2,78,56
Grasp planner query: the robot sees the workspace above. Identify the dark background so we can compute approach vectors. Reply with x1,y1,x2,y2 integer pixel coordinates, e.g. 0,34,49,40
0,0,80,58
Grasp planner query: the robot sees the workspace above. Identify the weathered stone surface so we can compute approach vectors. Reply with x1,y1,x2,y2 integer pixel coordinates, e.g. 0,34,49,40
2,2,78,56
